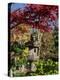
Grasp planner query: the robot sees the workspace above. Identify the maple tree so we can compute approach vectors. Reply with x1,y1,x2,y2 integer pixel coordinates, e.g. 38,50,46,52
9,4,58,32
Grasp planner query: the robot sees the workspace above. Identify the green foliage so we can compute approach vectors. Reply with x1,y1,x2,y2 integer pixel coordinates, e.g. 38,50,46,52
11,59,58,76
35,59,58,75
53,27,58,54
10,42,25,54
19,57,27,66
